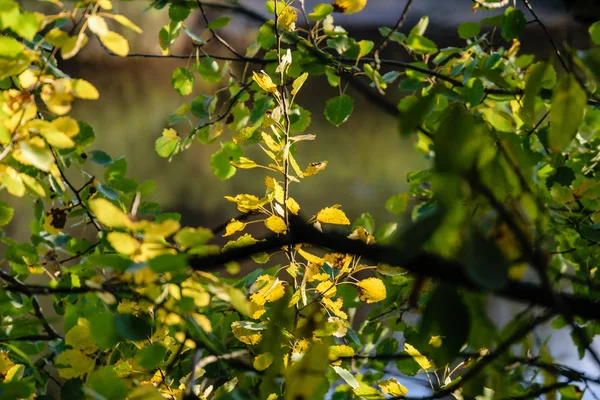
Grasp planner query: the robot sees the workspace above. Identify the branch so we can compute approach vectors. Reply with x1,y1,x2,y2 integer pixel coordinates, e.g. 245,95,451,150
188,218,600,321
0,270,61,340
503,381,573,400
0,334,58,342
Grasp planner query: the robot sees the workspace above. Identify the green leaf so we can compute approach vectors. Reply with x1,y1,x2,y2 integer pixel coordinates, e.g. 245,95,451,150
332,366,359,389
548,74,587,151
379,27,406,44
89,150,112,165
463,228,509,290
501,7,526,41
410,16,429,37
324,94,354,126
207,16,231,29
210,141,243,180
458,22,480,39
419,284,470,366
196,56,221,83
114,314,152,341
522,62,549,123
385,193,409,215
257,21,276,49
134,343,167,370
171,67,194,96
155,128,180,158
88,367,128,400
309,4,333,20
168,4,190,22
13,12,39,41
148,253,188,273
74,121,95,148
89,311,119,349
0,201,14,226
375,222,398,245
589,20,600,45
353,212,375,234
405,35,438,54
398,94,435,136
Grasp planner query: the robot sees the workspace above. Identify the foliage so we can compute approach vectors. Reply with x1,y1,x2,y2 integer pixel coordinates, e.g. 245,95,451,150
0,0,599,399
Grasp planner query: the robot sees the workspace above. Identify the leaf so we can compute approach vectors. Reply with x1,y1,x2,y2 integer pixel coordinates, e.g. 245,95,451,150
357,40,374,58
304,161,327,176
332,0,367,14
55,350,94,379
99,31,129,56
397,93,435,136
168,4,190,22
419,284,470,366
324,94,354,126
112,14,142,33
356,277,386,303
548,74,587,151
316,206,350,225
502,7,526,41
353,212,375,233
210,141,243,180
385,193,409,215
107,232,139,255
89,311,119,349
88,367,128,400
264,215,287,234
378,378,408,397
19,141,53,172
406,35,438,54
88,198,131,229
463,228,509,290
0,201,14,226
134,343,167,370
155,128,179,158
458,22,481,39
291,72,308,96
253,352,273,371
523,62,549,124
410,16,429,36
590,21,600,45
252,71,277,94
171,67,194,96
174,227,213,249
196,56,221,82
208,16,231,29
332,366,359,389
89,150,112,165
404,343,431,371
148,254,188,273
114,313,152,341
308,4,333,20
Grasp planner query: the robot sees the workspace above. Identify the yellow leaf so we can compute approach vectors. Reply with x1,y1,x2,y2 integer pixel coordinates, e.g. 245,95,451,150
88,198,131,229
429,335,443,348
253,352,273,371
43,208,67,234
252,71,277,94
51,116,80,137
231,156,257,169
265,176,285,203
0,166,25,196
191,313,212,332
0,352,15,375
328,345,354,362
286,197,300,215
265,215,287,234
378,378,408,397
321,297,347,319
56,349,95,379
112,14,142,33
297,248,324,265
250,275,286,305
276,3,297,31
224,219,246,237
356,277,386,303
224,193,269,212
261,131,281,152
288,151,304,178
72,79,99,100
315,280,336,298
404,342,431,371
107,232,140,255
348,226,375,244
304,161,328,176
144,219,181,238
87,15,109,36
61,32,88,60
316,206,350,225
332,0,367,14
231,321,263,345
100,31,129,56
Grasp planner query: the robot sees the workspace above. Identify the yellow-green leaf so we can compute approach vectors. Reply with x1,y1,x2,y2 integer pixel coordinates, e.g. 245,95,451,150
88,198,131,229
404,342,431,371
107,232,140,255
378,378,408,397
252,71,277,94
253,352,273,371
